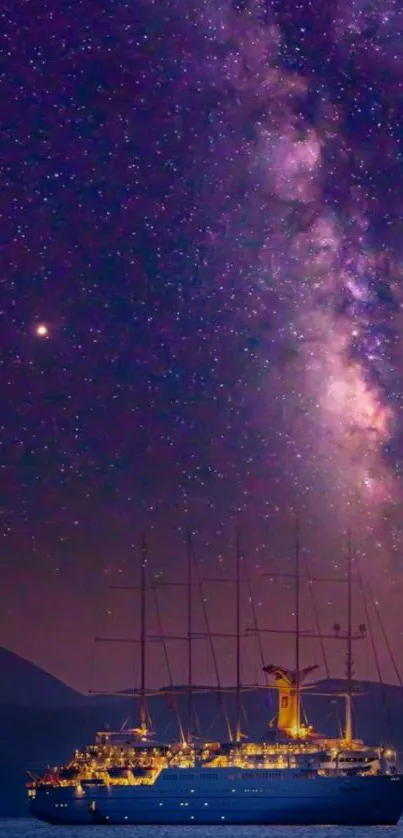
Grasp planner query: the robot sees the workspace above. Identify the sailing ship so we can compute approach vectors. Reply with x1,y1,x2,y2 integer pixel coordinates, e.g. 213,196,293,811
27,534,403,825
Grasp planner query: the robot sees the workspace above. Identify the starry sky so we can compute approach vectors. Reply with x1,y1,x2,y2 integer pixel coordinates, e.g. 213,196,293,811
2,0,403,696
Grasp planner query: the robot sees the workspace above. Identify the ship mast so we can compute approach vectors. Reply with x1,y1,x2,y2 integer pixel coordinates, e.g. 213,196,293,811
294,520,301,734
236,530,242,743
345,532,353,745
186,530,193,744
140,538,147,734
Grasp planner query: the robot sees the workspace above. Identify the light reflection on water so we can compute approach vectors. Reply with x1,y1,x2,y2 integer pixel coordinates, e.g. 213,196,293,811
0,821,401,838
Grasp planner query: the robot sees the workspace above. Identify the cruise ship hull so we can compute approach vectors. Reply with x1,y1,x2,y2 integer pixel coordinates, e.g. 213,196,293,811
30,770,403,826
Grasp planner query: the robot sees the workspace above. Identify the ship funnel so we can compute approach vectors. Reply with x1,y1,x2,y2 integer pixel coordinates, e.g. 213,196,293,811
263,664,318,738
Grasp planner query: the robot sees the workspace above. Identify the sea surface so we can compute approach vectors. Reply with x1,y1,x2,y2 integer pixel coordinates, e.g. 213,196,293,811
1,823,403,838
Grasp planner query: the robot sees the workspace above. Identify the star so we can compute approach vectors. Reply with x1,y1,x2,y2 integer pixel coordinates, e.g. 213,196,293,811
35,324,49,338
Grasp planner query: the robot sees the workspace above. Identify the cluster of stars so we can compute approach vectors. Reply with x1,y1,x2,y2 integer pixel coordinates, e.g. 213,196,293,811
1,0,403,689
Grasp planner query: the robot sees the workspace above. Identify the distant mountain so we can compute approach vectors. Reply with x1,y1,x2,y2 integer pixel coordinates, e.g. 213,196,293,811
1,648,403,818
0,646,84,709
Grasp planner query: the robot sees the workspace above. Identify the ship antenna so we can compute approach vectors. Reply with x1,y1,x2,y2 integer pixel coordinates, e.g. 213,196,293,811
236,529,242,743
186,529,193,744
140,537,147,734
295,519,301,734
345,530,353,745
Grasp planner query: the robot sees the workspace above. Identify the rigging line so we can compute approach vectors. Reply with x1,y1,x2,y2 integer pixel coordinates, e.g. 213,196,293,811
343,531,354,745
86,569,110,736
294,519,302,734
192,537,233,742
367,580,403,691
89,593,107,693
268,711,277,728
246,573,269,687
303,553,330,679
150,573,185,743
295,520,300,693
207,712,219,734
194,704,202,736
334,699,343,739
236,529,243,743
241,697,249,731
140,538,147,733
355,557,393,742
186,530,193,743
319,710,335,730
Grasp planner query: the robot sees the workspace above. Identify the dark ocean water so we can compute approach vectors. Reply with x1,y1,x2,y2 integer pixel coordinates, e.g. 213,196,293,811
1,823,402,838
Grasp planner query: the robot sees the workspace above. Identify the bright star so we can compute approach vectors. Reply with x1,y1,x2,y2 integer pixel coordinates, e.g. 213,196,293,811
35,324,49,337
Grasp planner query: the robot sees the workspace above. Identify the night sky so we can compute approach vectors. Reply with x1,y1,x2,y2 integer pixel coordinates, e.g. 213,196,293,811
2,0,403,696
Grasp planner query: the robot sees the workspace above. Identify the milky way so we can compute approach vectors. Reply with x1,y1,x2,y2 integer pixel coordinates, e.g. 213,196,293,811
186,0,403,551
2,0,403,688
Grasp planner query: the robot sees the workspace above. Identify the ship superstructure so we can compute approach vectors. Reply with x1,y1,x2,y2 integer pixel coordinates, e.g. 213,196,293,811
28,532,403,825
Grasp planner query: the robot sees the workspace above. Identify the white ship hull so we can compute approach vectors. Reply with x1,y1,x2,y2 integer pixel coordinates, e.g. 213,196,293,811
30,767,403,825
